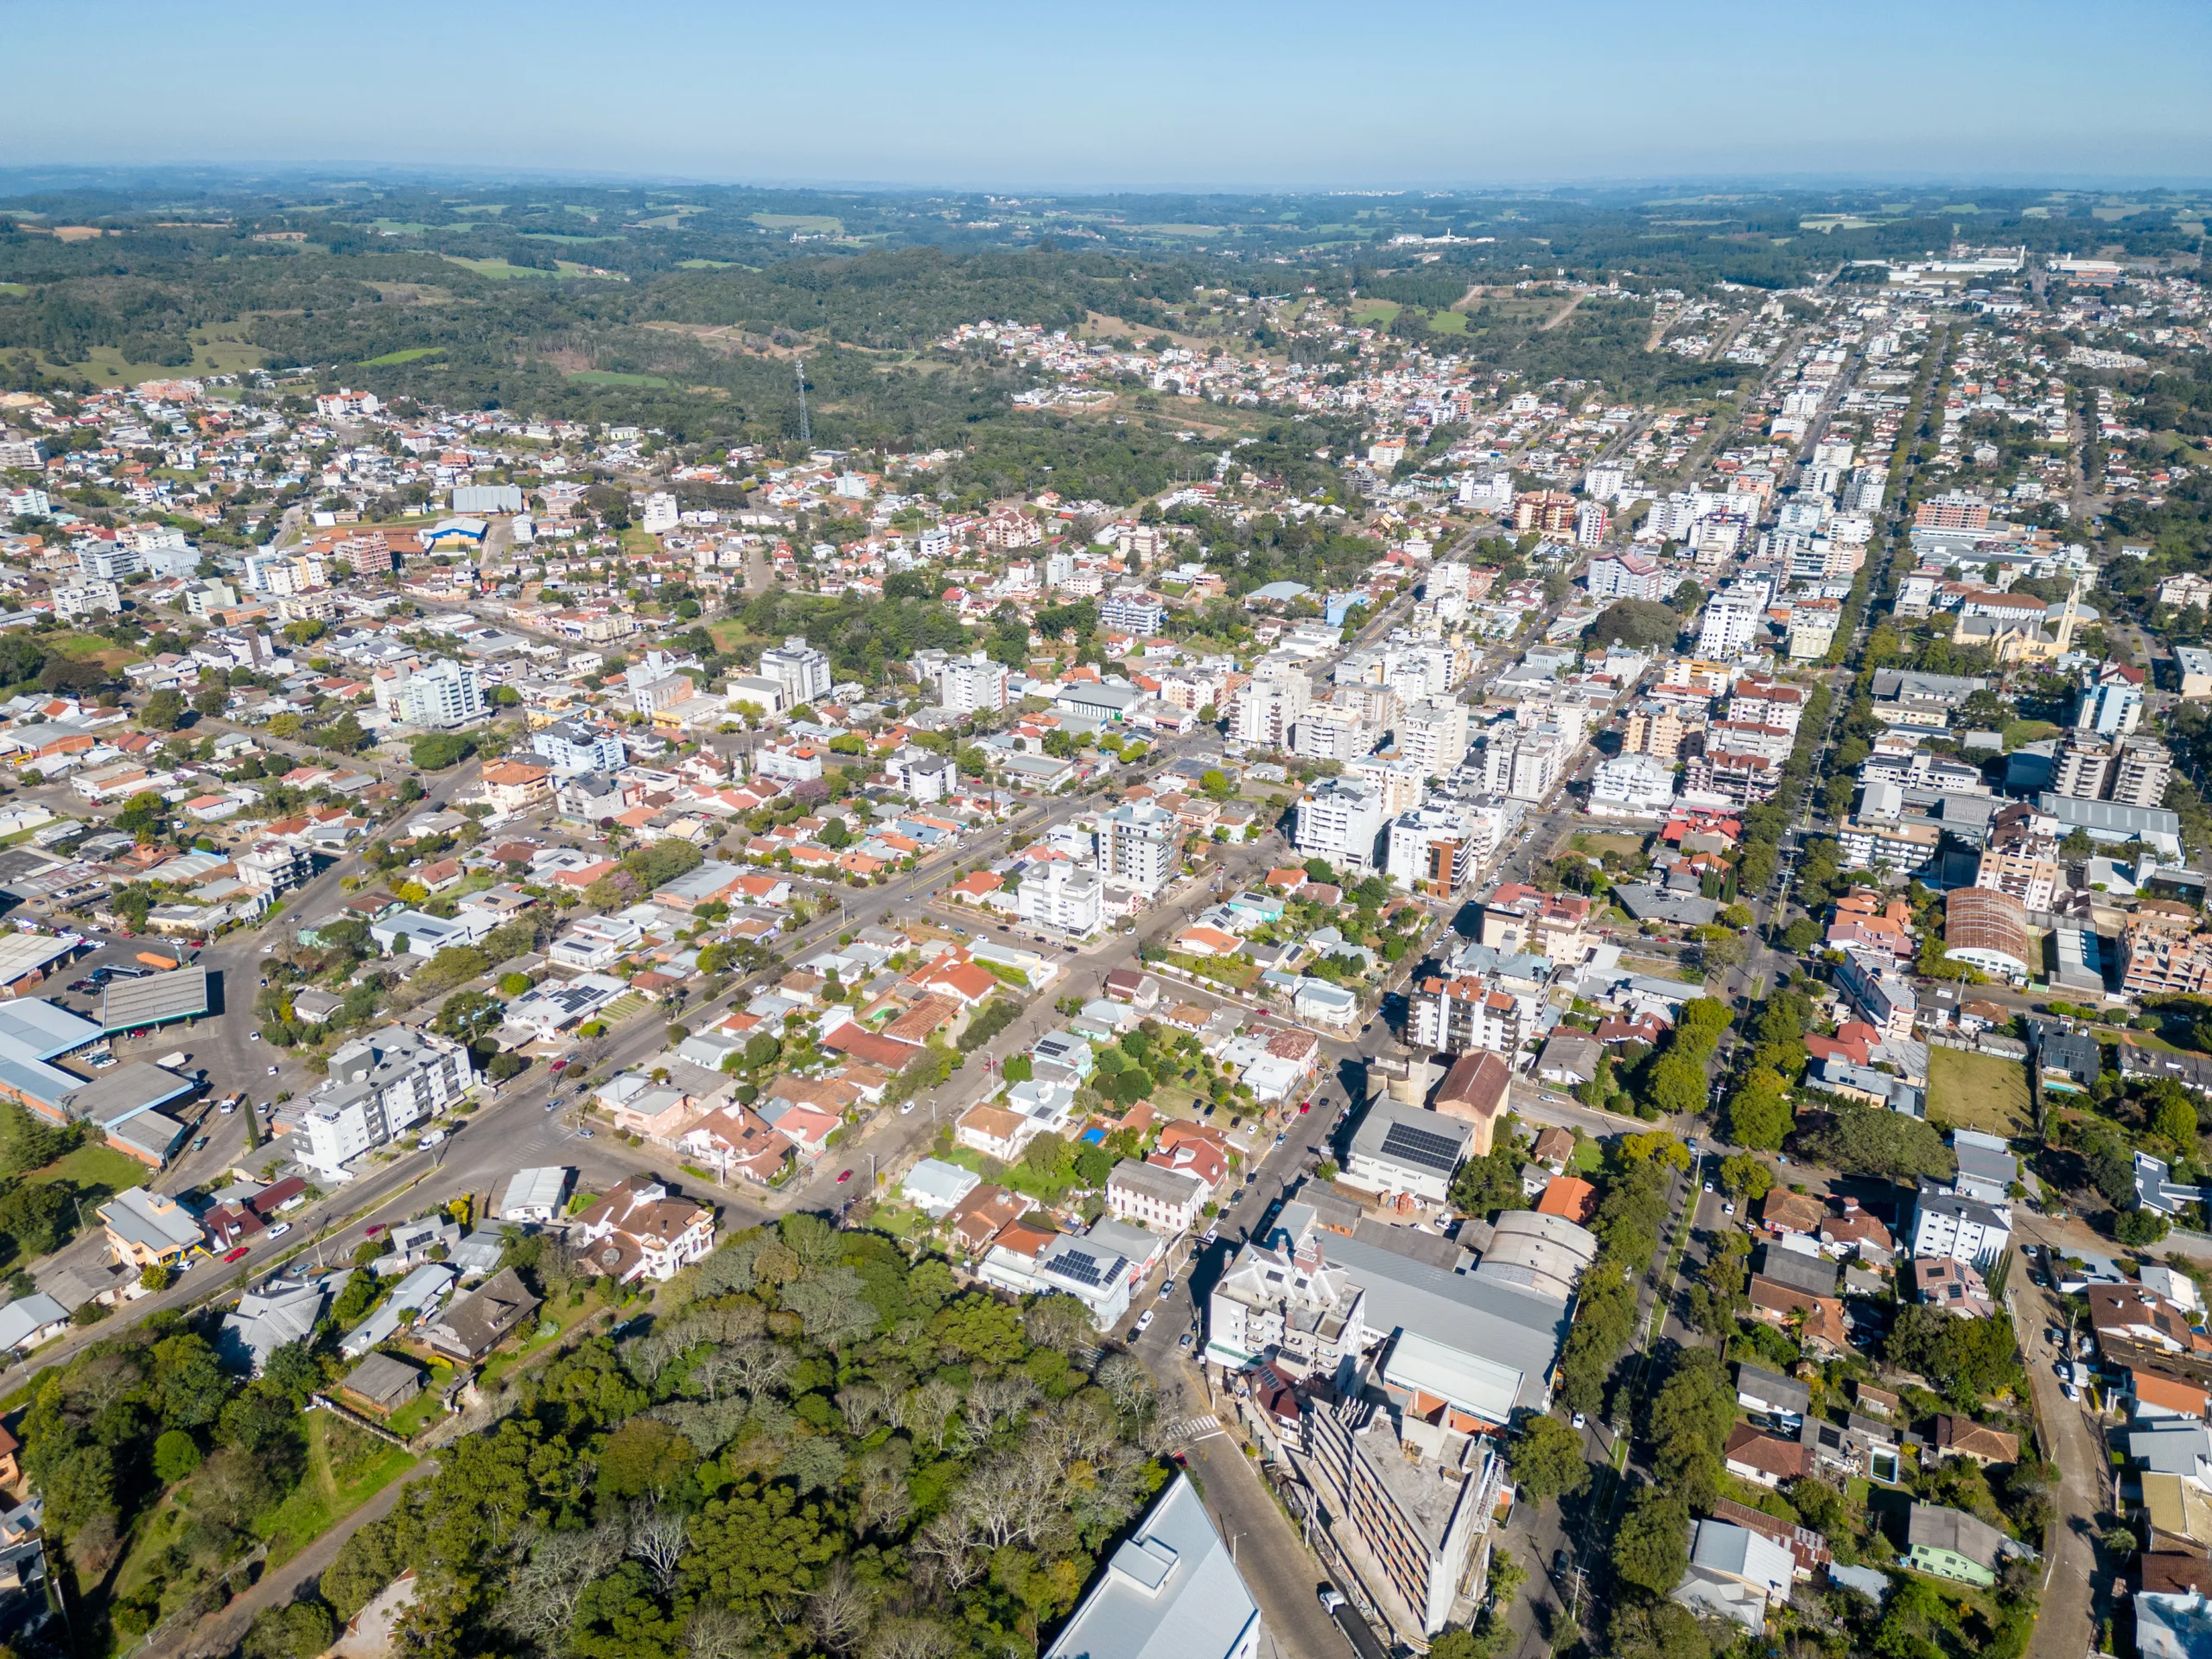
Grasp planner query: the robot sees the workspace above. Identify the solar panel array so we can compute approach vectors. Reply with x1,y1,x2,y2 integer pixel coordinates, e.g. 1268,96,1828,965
1380,1120,1466,1177
1048,1248,1106,1287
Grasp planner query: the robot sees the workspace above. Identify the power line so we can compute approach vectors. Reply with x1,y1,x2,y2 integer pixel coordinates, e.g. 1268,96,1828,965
795,358,810,447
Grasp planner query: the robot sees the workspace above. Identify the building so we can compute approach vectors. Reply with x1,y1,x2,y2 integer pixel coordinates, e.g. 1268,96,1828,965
1233,672,1310,747
1041,1473,1260,1659
938,654,1011,714
1943,887,2033,982
1097,800,1180,893
1909,1180,2012,1267
1345,1102,1472,1205
1586,551,1668,601
422,1266,541,1361
1408,976,1544,1059
1974,847,2059,912
573,1176,716,1283
1310,1395,1503,1638
1432,1052,1512,1156
96,1186,202,1268
757,635,832,705
298,1027,472,1179
1100,592,1166,635
1396,700,1471,777
1016,860,1105,938
1295,776,1388,874
531,720,624,775
1107,1160,1207,1235
218,1279,327,1373
390,658,486,729
1904,1504,2002,1587
495,1166,573,1224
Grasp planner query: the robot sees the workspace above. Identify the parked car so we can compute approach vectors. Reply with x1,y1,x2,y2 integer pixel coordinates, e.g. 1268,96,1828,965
1319,1586,1346,1614
267,1223,291,1240
223,1247,249,1262
836,1168,853,1184
1135,1310,1154,1336
1157,1279,1175,1300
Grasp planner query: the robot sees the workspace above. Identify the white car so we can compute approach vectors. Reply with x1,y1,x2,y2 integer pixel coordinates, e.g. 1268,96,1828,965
1135,1309,1154,1336
267,1222,291,1240
899,1101,914,1115
267,1065,279,1076
249,1031,260,1042
1723,1200,1737,1217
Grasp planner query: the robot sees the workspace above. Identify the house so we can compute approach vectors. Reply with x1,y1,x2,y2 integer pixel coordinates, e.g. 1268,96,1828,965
0,1294,68,1354
1107,1160,1206,1235
1535,1032,1601,1087
676,1108,793,1185
900,1158,982,1220
1725,1422,1809,1488
1433,1050,1513,1156
219,1278,328,1373
341,1352,426,1414
1760,1188,1827,1237
1904,1503,2003,1587
1671,1519,1795,1632
96,1186,202,1267
1931,1415,2020,1468
1735,1363,1810,1421
422,1266,541,1361
1909,1256,1995,1317
2132,1371,2212,1423
947,1185,1036,1256
572,1177,716,1283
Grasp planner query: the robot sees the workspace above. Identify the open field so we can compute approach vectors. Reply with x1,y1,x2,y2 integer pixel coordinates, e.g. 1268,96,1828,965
569,369,671,388
1928,1046,2034,1137
751,213,842,235
23,1142,148,1203
361,346,443,366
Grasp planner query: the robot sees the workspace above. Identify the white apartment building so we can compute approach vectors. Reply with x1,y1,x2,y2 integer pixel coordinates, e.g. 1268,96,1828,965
1296,776,1388,873
53,580,121,620
640,492,680,533
1408,975,1546,1055
1907,1185,2012,1267
1235,672,1311,747
1507,732,1567,804
757,635,833,705
300,1027,472,1179
1397,699,1470,776
1586,552,1666,601
1590,753,1677,817
1016,860,1105,938
938,653,1011,714
1098,800,1179,893
1384,797,1520,896
1697,595,1764,658
387,659,486,729
1106,1160,1206,1235
1291,706,1377,762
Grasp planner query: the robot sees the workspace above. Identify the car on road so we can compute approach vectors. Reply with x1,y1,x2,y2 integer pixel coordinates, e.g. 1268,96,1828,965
422,1129,447,1147
576,1128,594,1138
1179,1332,1193,1350
836,1168,853,1184
267,1223,291,1239
1319,1586,1347,1614
1273,1131,1286,1145
191,1135,209,1152
1158,1279,1174,1300
1703,1180,1714,1192
899,1100,914,1115
249,1031,260,1042
545,1098,559,1110
267,1065,278,1075
365,1224,384,1236
1723,1201,1737,1217
223,1246,250,1262
1135,1310,1154,1336
1572,1412,1586,1430
1299,1101,1311,1114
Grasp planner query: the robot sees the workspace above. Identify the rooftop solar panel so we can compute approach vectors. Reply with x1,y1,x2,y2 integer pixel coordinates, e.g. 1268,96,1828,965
1379,1120,1466,1177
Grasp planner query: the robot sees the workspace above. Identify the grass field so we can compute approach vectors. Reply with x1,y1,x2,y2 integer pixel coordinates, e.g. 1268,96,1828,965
569,369,671,388
751,213,843,235
1573,832,1646,858
361,346,443,366
1928,1046,2033,1136
385,1363,455,1438
2002,719,2061,750
24,1142,147,1203
256,1412,418,1567
1424,308,1468,334
1349,299,1402,326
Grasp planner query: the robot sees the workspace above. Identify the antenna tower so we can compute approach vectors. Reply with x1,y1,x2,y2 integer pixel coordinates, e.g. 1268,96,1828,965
795,358,810,447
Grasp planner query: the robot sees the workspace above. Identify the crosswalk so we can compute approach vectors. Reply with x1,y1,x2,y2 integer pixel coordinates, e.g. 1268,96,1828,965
1163,1412,1222,1446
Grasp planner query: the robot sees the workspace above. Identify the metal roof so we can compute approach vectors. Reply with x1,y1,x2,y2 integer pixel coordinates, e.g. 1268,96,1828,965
98,967,208,1033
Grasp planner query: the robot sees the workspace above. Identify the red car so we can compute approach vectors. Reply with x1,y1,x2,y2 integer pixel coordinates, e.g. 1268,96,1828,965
836,1169,853,1184
364,1224,384,1236
1299,1101,1312,1114
223,1246,249,1262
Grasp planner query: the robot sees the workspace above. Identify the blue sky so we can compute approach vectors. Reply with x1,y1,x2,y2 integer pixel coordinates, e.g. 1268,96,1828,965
8,0,2210,188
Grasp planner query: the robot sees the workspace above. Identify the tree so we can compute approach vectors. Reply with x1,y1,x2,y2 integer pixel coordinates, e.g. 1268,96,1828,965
1795,1103,1954,1180
1589,600,1681,652
1508,1413,1591,1504
152,1427,202,1483
1722,1069,1791,1151
2120,1207,2171,1247
140,688,186,731
1612,1486,1691,1597
1718,1154,1772,1201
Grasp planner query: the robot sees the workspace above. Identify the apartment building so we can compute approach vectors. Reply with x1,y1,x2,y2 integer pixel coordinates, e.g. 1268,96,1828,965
1098,800,1180,893
1624,700,1695,762
1296,776,1389,873
1015,860,1105,938
1586,551,1667,601
758,635,833,705
1408,974,1546,1057
299,1027,472,1178
386,659,486,729
1973,847,2058,912
531,719,625,775
1397,699,1471,776
1234,672,1311,747
938,653,1010,714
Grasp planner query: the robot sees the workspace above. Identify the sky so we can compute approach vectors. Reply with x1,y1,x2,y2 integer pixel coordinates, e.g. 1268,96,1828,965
7,0,2211,191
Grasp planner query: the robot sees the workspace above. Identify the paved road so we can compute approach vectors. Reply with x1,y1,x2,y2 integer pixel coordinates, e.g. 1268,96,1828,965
2011,1230,2111,1659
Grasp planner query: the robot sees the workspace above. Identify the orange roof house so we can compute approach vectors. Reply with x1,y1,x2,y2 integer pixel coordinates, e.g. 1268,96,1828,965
1535,1176,1598,1224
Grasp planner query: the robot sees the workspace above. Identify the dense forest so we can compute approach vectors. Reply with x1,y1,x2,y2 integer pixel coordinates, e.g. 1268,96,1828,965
303,1215,1171,1659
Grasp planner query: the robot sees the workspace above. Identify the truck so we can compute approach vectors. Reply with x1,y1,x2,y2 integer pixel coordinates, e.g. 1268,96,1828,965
156,1051,188,1070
